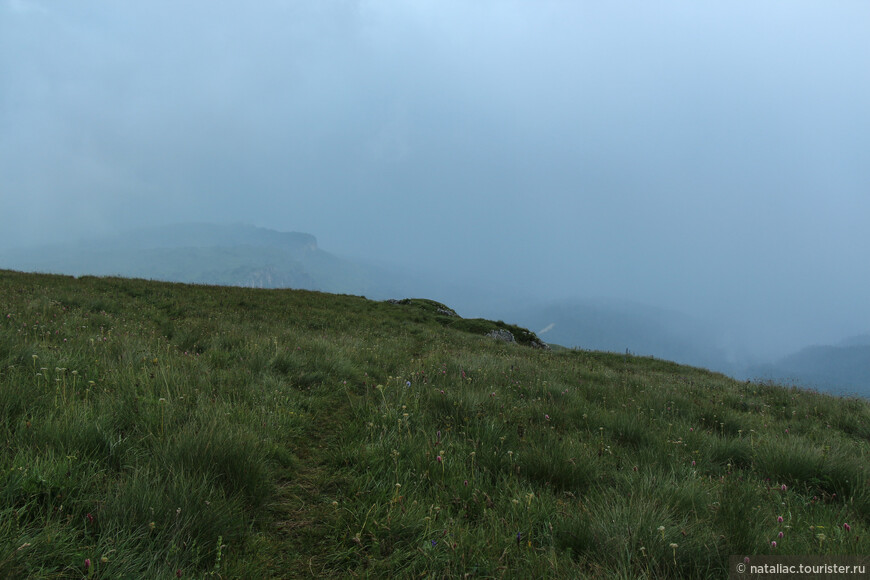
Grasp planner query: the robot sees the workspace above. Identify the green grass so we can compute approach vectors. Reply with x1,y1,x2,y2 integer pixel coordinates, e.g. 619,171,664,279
1,270,868,578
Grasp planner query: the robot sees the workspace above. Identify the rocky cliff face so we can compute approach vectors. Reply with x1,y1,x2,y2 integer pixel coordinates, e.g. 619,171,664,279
0,223,370,295
118,223,318,254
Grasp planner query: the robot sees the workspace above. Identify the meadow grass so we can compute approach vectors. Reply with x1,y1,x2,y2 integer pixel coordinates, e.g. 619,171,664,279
0,270,868,578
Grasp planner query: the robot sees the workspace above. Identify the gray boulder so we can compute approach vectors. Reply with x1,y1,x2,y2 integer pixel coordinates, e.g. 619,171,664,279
486,329,516,343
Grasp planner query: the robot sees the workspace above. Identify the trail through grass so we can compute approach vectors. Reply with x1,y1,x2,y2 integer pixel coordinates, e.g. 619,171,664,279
1,270,868,578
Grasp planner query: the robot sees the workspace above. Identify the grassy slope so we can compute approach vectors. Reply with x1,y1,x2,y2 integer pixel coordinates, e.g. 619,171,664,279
0,270,868,578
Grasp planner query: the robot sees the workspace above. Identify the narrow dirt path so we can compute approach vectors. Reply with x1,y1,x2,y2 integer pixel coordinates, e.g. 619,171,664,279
264,392,355,578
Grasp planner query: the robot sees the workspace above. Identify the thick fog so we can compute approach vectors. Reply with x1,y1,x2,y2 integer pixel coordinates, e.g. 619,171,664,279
2,0,870,362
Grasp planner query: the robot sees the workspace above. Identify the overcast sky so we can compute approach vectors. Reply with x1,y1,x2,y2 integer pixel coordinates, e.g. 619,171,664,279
2,0,869,355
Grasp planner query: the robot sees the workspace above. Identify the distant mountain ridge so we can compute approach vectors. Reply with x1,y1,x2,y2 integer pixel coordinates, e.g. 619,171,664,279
748,340,870,398
104,223,318,252
0,223,393,296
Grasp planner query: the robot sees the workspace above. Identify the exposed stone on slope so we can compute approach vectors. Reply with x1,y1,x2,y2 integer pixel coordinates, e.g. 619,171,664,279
486,329,516,343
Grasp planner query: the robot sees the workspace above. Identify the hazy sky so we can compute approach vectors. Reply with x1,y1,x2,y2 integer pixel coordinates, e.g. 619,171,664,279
2,0,869,355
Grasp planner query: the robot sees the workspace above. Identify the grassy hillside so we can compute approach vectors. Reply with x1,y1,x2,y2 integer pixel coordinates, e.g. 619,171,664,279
1,271,868,578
